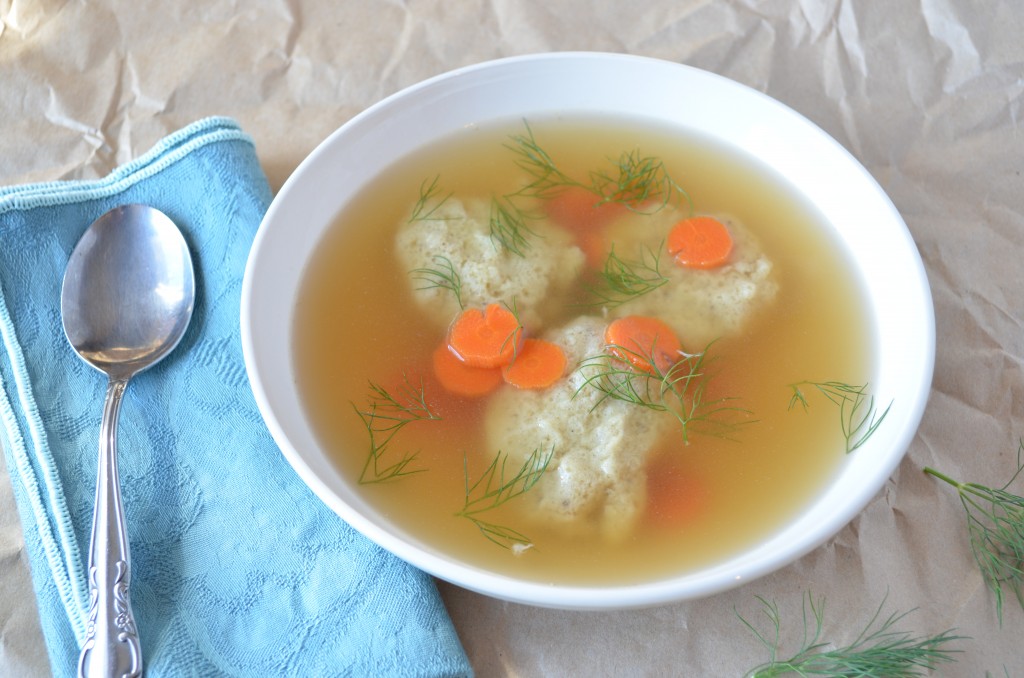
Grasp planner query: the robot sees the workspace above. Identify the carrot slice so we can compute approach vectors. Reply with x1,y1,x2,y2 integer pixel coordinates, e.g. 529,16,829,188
502,338,567,390
432,343,503,397
667,216,733,269
545,185,626,231
544,186,626,268
646,455,708,528
604,315,682,374
447,303,524,368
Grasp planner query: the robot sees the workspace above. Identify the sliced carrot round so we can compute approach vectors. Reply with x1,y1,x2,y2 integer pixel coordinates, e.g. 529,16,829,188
604,315,682,374
432,343,503,397
667,216,733,269
544,186,626,268
502,338,567,390
545,185,626,231
447,303,524,368
646,455,708,528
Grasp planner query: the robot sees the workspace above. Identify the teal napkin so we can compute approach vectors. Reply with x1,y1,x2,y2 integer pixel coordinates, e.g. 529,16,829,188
0,117,472,677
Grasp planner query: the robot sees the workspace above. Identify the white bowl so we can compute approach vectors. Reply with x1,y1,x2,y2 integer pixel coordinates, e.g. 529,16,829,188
241,52,934,609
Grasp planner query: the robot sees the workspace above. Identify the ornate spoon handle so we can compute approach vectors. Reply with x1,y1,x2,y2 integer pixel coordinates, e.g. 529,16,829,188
78,377,142,678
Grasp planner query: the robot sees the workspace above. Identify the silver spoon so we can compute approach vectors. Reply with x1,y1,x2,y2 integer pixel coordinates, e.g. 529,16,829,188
61,204,195,678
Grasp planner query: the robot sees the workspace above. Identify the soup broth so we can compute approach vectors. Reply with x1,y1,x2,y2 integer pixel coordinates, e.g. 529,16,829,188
294,116,873,585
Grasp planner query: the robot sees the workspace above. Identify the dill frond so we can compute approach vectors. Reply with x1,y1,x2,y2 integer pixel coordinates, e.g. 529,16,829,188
788,380,891,453
589,148,691,214
737,591,965,677
456,446,553,549
924,442,1024,623
498,297,526,363
504,120,579,200
409,255,465,309
504,120,690,216
355,376,441,484
408,174,452,223
576,342,752,444
489,196,538,257
583,242,669,308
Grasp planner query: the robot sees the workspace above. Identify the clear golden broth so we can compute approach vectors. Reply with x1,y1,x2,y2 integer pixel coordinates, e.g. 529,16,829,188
293,115,872,586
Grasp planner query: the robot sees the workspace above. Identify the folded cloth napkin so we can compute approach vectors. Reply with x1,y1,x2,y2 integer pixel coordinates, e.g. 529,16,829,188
0,117,472,677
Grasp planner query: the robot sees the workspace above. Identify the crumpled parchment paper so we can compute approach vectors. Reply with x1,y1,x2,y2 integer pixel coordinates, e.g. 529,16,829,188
2,1,1022,675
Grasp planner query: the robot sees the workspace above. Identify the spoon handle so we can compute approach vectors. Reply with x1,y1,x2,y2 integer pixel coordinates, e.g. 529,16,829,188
78,377,142,678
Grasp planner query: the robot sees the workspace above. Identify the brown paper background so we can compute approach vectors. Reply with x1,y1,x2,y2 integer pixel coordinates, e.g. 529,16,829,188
2,1,1022,675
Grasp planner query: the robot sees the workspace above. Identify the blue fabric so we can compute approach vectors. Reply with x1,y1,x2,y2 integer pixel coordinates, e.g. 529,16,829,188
0,117,472,678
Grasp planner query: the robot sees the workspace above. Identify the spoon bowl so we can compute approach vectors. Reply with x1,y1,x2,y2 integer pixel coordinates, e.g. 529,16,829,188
61,204,195,677
62,205,195,379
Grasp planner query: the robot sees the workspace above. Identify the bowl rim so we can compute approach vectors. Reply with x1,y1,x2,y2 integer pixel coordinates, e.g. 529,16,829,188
241,51,936,610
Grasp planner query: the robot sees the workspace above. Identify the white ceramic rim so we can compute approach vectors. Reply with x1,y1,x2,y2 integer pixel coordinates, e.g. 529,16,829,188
241,52,935,610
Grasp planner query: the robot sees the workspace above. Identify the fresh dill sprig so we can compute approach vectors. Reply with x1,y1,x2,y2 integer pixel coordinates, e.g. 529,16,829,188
583,242,669,308
504,120,579,199
408,174,538,257
362,377,439,431
924,441,1024,623
409,255,465,309
497,296,526,363
408,174,452,223
354,376,441,484
489,196,537,257
737,591,965,677
505,119,689,213
788,380,892,454
576,342,751,444
589,148,691,214
456,446,553,549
